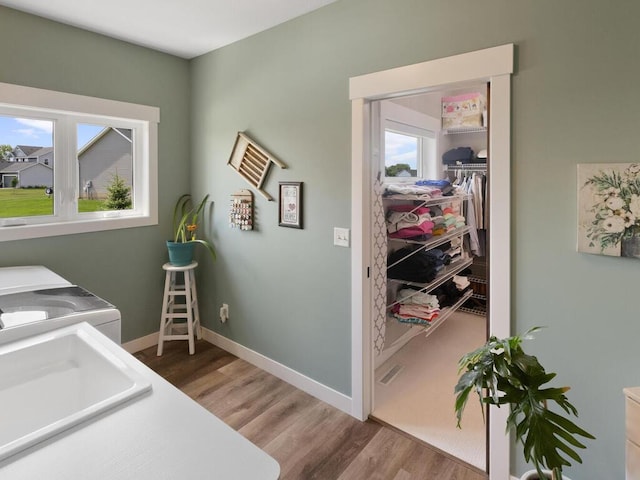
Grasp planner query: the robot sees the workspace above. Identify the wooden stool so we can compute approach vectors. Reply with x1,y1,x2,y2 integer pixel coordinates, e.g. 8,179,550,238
157,261,201,355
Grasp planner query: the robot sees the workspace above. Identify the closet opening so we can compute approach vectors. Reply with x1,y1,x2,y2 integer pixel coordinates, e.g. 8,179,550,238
349,44,514,480
369,84,489,472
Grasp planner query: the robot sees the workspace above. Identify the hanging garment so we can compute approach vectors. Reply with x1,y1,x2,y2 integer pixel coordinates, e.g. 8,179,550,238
465,194,481,256
472,172,485,229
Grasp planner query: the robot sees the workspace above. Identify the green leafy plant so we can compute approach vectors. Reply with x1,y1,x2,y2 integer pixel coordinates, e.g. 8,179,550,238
171,193,216,261
454,327,595,480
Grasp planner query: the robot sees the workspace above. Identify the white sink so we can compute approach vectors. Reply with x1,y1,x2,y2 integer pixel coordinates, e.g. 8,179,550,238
0,322,151,461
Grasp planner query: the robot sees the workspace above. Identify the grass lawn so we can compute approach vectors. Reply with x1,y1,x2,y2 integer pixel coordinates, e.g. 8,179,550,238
0,188,104,217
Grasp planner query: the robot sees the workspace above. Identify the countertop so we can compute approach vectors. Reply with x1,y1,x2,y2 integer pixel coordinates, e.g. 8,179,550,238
0,326,280,480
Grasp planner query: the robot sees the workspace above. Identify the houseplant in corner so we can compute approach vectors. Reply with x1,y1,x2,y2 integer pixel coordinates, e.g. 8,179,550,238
454,327,595,480
167,193,216,266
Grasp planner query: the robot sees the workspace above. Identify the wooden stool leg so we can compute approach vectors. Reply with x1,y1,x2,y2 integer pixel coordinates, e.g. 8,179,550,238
184,268,195,355
157,270,173,356
190,269,202,340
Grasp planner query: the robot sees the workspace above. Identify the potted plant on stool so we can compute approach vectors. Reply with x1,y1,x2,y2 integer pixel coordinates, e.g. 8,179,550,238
454,327,595,480
166,193,216,266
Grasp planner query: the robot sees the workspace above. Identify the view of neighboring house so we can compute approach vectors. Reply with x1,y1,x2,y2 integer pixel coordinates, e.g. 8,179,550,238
0,129,131,196
11,145,54,165
0,145,54,188
0,160,52,188
78,127,133,199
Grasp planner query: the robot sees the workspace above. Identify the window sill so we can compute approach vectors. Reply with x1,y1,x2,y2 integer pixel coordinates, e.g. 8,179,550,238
0,214,158,242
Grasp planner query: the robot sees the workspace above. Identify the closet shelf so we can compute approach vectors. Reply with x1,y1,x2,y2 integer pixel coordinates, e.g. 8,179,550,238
421,289,474,338
468,275,486,284
389,226,470,251
444,163,487,172
443,126,487,135
459,305,486,316
383,193,471,206
387,257,473,305
379,288,474,368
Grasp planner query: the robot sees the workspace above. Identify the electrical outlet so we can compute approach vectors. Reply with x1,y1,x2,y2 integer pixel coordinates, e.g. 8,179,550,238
333,227,350,247
219,303,229,323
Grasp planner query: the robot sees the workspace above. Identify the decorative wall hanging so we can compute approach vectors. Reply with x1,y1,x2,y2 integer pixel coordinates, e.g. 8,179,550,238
278,182,303,229
227,132,286,201
229,189,253,231
578,163,640,258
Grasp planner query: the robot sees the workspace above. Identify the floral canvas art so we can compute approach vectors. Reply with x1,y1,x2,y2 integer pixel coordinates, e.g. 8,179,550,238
577,163,640,258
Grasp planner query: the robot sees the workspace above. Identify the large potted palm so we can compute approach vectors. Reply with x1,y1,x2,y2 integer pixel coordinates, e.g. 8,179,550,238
166,193,216,266
454,327,595,480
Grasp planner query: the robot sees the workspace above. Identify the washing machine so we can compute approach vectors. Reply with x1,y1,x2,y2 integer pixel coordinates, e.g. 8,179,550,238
0,266,121,346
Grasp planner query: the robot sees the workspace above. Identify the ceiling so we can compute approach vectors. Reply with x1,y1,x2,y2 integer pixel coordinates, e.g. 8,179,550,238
0,0,338,59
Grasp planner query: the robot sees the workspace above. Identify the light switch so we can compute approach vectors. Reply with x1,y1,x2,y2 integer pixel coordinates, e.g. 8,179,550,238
334,227,350,247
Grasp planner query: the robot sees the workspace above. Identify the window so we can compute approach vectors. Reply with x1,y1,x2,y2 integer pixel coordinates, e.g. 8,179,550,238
380,101,438,183
385,127,420,178
0,82,159,241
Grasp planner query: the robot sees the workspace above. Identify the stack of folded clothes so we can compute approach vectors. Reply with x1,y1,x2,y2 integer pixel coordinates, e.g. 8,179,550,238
387,246,451,284
386,205,434,240
391,288,440,325
383,183,442,198
431,273,472,307
386,202,466,241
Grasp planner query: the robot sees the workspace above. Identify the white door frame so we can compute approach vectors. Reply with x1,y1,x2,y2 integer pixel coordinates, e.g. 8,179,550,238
349,44,514,480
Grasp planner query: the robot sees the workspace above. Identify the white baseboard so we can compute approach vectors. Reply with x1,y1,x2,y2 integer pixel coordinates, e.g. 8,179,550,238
123,328,353,416
202,328,352,415
122,331,159,354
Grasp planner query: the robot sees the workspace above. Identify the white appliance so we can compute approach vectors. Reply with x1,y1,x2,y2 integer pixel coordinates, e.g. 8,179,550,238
0,266,121,345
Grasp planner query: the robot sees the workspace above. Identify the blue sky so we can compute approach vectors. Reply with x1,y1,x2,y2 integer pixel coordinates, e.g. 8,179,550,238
0,116,103,151
385,130,418,168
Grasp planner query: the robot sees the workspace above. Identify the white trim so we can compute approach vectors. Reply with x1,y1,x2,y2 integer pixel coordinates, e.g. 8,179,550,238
349,44,514,100
123,328,352,415
349,44,514,479
122,331,158,354
350,97,369,421
486,72,512,480
0,82,160,122
203,328,352,415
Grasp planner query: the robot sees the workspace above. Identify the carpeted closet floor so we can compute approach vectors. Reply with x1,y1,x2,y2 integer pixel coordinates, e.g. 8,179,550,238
372,311,486,470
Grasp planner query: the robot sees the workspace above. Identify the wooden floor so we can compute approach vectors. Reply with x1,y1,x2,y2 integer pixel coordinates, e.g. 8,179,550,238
134,340,487,480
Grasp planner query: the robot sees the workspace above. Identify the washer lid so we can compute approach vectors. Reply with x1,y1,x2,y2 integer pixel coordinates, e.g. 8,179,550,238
0,266,70,295
0,286,114,329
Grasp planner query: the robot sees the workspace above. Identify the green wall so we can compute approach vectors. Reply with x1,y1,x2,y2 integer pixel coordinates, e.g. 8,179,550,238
0,7,190,341
191,1,640,478
2,1,638,478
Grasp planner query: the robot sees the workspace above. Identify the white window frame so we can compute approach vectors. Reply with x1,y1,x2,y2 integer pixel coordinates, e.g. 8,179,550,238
0,82,159,241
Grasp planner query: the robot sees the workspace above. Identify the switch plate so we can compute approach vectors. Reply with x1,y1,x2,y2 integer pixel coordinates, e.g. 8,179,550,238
334,227,350,247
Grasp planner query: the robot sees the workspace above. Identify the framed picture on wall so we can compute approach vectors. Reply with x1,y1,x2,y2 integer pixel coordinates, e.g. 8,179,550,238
278,182,303,229
577,163,640,259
